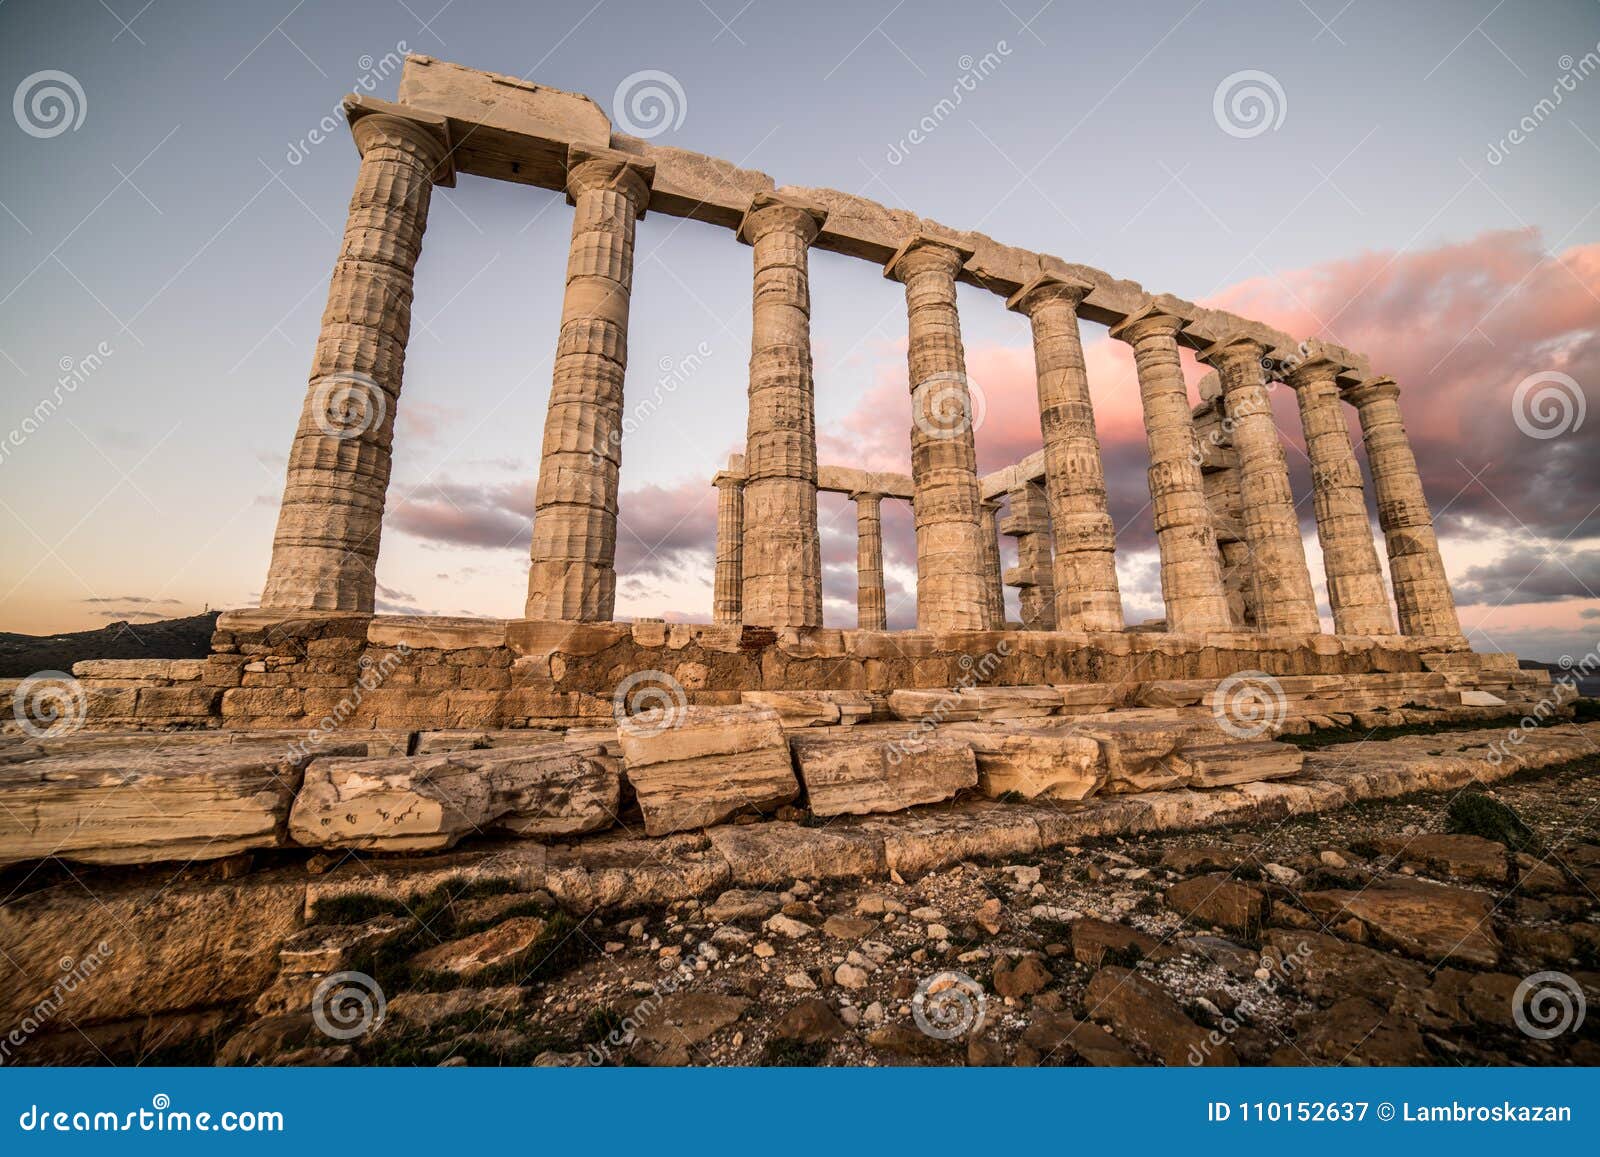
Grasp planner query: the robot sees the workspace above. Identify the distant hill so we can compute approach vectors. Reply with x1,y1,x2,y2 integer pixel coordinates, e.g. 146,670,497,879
0,612,220,677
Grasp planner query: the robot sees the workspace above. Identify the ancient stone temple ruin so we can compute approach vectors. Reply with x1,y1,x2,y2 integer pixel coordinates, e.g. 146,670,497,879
12,55,1564,851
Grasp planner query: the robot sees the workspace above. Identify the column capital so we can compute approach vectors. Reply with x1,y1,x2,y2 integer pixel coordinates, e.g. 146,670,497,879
1282,355,1346,391
1344,375,1400,407
1196,332,1269,369
712,470,745,490
1107,303,1185,344
736,191,827,245
345,96,454,186
1005,271,1094,316
847,489,884,504
564,144,655,212
883,232,975,283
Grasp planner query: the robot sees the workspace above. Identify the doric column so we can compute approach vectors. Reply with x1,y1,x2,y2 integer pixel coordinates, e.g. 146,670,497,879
1109,308,1232,634
884,234,991,632
738,193,827,628
1006,273,1122,631
853,492,887,631
262,107,451,612
525,145,655,621
1192,385,1259,630
1001,482,1057,630
1286,357,1396,636
1345,376,1463,639
712,469,745,625
1200,335,1322,635
979,498,1005,627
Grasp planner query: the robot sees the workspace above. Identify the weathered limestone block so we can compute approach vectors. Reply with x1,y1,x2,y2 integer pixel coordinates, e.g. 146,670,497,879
0,744,366,867
0,870,308,1030
790,733,976,817
954,685,1063,718
740,690,873,727
886,688,984,723
1165,741,1304,787
71,658,205,683
706,821,887,887
1073,719,1204,794
288,744,619,852
544,831,731,911
951,726,1105,801
616,705,799,836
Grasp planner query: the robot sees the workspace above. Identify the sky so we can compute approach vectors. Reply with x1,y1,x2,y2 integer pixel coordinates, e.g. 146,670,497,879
0,0,1597,663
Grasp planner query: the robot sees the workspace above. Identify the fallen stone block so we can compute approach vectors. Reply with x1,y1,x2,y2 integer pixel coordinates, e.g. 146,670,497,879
617,705,799,836
953,685,1063,719
948,725,1104,801
790,733,976,817
1165,740,1304,787
886,689,984,723
288,744,619,852
0,742,369,867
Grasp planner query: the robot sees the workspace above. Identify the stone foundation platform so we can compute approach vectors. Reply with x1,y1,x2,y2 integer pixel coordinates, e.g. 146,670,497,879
51,610,1521,733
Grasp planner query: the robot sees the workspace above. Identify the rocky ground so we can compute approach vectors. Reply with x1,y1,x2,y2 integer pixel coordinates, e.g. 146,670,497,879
211,749,1600,1068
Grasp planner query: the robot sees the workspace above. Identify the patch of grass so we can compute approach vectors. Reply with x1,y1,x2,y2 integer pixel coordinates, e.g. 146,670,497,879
580,1005,628,1045
1446,790,1541,853
761,1037,831,1066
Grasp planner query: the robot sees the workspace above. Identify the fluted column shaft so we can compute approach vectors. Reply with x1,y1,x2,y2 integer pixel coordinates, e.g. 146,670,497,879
1112,312,1232,634
1192,395,1259,629
1002,482,1057,630
1204,339,1321,634
712,472,745,624
263,112,448,612
1287,362,1396,636
885,238,991,631
979,499,1005,626
1008,276,1122,630
739,197,825,627
854,492,887,630
525,148,653,621
1346,377,1463,638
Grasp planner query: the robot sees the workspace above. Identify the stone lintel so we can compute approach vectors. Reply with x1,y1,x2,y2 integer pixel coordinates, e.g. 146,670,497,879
343,94,456,187
816,464,915,500
735,190,828,245
389,57,1376,382
979,450,1047,501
